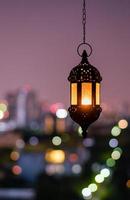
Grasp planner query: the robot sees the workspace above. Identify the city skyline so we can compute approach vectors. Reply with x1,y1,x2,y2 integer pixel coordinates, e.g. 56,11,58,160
0,0,129,107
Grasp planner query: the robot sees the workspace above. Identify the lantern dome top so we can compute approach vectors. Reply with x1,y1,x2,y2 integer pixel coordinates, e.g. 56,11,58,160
68,50,102,83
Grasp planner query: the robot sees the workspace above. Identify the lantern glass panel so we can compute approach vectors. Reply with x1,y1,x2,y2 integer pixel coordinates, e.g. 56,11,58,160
96,83,100,105
81,83,92,105
71,83,77,105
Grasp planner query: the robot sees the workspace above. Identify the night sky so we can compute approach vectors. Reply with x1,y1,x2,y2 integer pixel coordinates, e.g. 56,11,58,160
0,0,130,107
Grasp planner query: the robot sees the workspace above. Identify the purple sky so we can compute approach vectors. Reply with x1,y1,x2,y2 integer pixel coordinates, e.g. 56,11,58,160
0,0,130,107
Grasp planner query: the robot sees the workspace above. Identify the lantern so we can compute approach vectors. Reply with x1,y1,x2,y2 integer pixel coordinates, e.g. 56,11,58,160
68,50,102,138
68,0,103,138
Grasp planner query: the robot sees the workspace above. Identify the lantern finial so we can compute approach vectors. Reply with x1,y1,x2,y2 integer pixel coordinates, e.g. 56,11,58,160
81,50,89,64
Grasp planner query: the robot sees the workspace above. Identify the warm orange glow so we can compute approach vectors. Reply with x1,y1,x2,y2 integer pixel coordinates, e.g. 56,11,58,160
45,150,65,164
10,151,20,161
56,119,65,133
118,119,128,129
81,83,92,105
71,83,77,105
96,83,100,105
126,180,130,188
44,115,54,134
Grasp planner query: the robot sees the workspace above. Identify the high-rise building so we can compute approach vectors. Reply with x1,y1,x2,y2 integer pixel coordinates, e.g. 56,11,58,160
6,86,41,129
16,86,41,128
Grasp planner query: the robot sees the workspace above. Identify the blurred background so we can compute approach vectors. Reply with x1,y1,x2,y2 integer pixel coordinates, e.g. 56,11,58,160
0,0,129,200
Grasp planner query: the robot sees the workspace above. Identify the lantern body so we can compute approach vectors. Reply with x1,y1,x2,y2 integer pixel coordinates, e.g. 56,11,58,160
68,50,102,138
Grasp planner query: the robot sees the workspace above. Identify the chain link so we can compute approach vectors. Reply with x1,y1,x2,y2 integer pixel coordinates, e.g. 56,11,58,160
82,0,86,43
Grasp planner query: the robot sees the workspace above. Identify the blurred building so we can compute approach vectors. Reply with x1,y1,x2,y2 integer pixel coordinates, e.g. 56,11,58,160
6,86,41,129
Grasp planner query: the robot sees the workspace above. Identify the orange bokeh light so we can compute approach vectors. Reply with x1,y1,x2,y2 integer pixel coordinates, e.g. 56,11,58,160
126,180,130,188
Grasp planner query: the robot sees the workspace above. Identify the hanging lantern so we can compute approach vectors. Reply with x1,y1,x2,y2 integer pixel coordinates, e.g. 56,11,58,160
68,0,102,138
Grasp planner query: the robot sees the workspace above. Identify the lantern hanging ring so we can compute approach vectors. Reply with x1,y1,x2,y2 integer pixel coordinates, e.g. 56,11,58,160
77,42,93,57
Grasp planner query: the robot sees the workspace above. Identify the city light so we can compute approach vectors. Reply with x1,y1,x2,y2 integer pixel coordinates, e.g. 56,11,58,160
4,111,9,119
44,115,54,134
69,153,78,162
100,168,110,178
50,103,64,113
56,109,68,119
111,150,121,160
95,174,104,183
16,139,25,149
0,101,9,120
126,180,130,188
12,165,22,175
52,136,62,146
82,188,92,199
106,158,116,167
72,164,82,174
45,150,65,164
83,138,95,147
118,119,128,129
88,183,98,193
0,111,4,120
29,136,39,146
111,126,121,137
0,103,7,112
10,151,20,161
109,138,118,148
45,164,65,175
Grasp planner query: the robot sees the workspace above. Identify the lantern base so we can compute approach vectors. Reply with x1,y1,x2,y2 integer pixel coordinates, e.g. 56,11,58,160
68,105,102,138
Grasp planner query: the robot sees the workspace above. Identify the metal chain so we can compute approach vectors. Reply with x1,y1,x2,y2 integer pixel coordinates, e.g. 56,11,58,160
77,0,93,57
82,0,86,43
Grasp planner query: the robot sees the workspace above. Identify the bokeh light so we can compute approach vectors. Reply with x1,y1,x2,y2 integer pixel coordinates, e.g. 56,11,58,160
109,138,118,148
4,111,9,119
82,188,92,199
118,119,128,129
45,164,65,175
52,136,62,146
72,164,82,174
106,158,116,167
0,111,4,120
88,183,98,193
45,150,65,164
111,126,121,137
83,138,95,147
12,165,22,175
95,174,104,183
69,153,78,162
16,139,25,149
50,103,64,113
29,136,39,146
100,168,110,178
56,109,68,119
0,103,7,112
111,150,121,160
10,151,20,161
126,180,130,188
